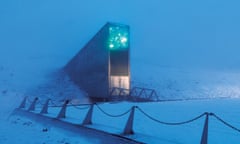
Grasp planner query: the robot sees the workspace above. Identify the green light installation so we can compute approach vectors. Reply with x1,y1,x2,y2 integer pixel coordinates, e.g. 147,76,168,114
108,26,129,50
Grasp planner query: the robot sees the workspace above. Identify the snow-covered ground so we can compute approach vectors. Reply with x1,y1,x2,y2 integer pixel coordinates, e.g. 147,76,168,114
2,37,240,143
0,93,99,144
6,97,240,144
1,57,240,143
1,0,240,142
1,37,240,143
132,62,240,99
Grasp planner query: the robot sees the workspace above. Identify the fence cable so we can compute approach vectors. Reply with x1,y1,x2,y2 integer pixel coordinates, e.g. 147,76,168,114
137,107,206,125
95,104,132,117
49,100,63,107
38,100,46,106
69,102,90,110
27,98,34,104
212,114,240,133
20,96,240,134
27,97,42,105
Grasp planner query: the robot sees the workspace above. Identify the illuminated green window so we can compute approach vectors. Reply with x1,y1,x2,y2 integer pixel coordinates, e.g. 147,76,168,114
108,26,129,50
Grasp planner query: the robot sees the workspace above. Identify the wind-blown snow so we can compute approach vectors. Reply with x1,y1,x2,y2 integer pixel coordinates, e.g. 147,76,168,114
132,62,240,99
1,0,240,143
8,98,240,144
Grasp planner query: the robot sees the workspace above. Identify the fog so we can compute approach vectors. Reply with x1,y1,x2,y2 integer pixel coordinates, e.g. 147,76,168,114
1,0,240,69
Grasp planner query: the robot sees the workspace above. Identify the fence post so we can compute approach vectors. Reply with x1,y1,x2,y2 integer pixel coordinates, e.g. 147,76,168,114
82,104,94,125
28,97,38,111
40,99,50,114
200,112,211,144
57,100,69,119
123,106,137,135
19,96,27,109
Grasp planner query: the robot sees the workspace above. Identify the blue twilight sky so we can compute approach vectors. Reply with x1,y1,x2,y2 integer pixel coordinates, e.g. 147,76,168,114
0,0,240,69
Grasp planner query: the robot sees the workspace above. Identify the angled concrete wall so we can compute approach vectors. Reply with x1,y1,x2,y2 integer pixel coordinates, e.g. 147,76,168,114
65,22,130,99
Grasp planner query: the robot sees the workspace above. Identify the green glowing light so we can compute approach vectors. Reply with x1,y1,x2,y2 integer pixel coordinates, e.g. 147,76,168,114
108,26,129,50
109,44,114,48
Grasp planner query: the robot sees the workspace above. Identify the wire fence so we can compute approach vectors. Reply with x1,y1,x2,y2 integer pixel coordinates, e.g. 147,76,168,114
49,99,64,107
212,113,240,133
18,97,240,143
95,103,132,117
69,102,90,110
137,107,206,125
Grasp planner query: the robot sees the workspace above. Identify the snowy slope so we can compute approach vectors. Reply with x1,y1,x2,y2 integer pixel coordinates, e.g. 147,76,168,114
8,98,240,144
131,62,240,99
2,53,240,143
2,26,240,143
1,0,240,143
1,33,240,143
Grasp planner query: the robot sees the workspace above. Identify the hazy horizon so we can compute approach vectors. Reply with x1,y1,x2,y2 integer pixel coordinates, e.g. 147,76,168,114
1,0,240,69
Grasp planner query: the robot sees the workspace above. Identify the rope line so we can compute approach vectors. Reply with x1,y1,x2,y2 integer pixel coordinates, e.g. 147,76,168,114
27,98,41,105
69,102,90,110
95,104,132,117
27,99,35,104
212,114,240,133
38,101,46,106
49,100,62,107
20,97,240,134
137,107,206,125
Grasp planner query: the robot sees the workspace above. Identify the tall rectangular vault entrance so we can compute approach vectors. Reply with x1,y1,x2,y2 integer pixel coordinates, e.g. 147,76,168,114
65,22,130,100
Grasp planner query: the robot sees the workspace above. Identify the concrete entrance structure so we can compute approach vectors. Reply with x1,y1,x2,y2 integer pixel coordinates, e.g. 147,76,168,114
65,22,130,100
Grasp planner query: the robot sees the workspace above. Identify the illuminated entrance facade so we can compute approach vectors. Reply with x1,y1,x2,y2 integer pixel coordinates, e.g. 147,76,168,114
108,25,130,94
65,22,130,99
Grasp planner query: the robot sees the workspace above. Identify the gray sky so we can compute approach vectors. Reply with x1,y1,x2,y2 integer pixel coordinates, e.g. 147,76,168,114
1,0,240,69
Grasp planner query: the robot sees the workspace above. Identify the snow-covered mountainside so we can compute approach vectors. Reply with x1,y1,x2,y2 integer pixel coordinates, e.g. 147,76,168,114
1,0,240,143
132,62,240,99
3,94,240,144
1,48,240,143
1,49,240,101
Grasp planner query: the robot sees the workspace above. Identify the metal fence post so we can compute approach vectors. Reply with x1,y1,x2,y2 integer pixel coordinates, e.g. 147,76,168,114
28,97,38,111
123,106,137,135
19,96,27,109
200,112,211,144
57,100,69,119
40,99,50,114
82,104,94,125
